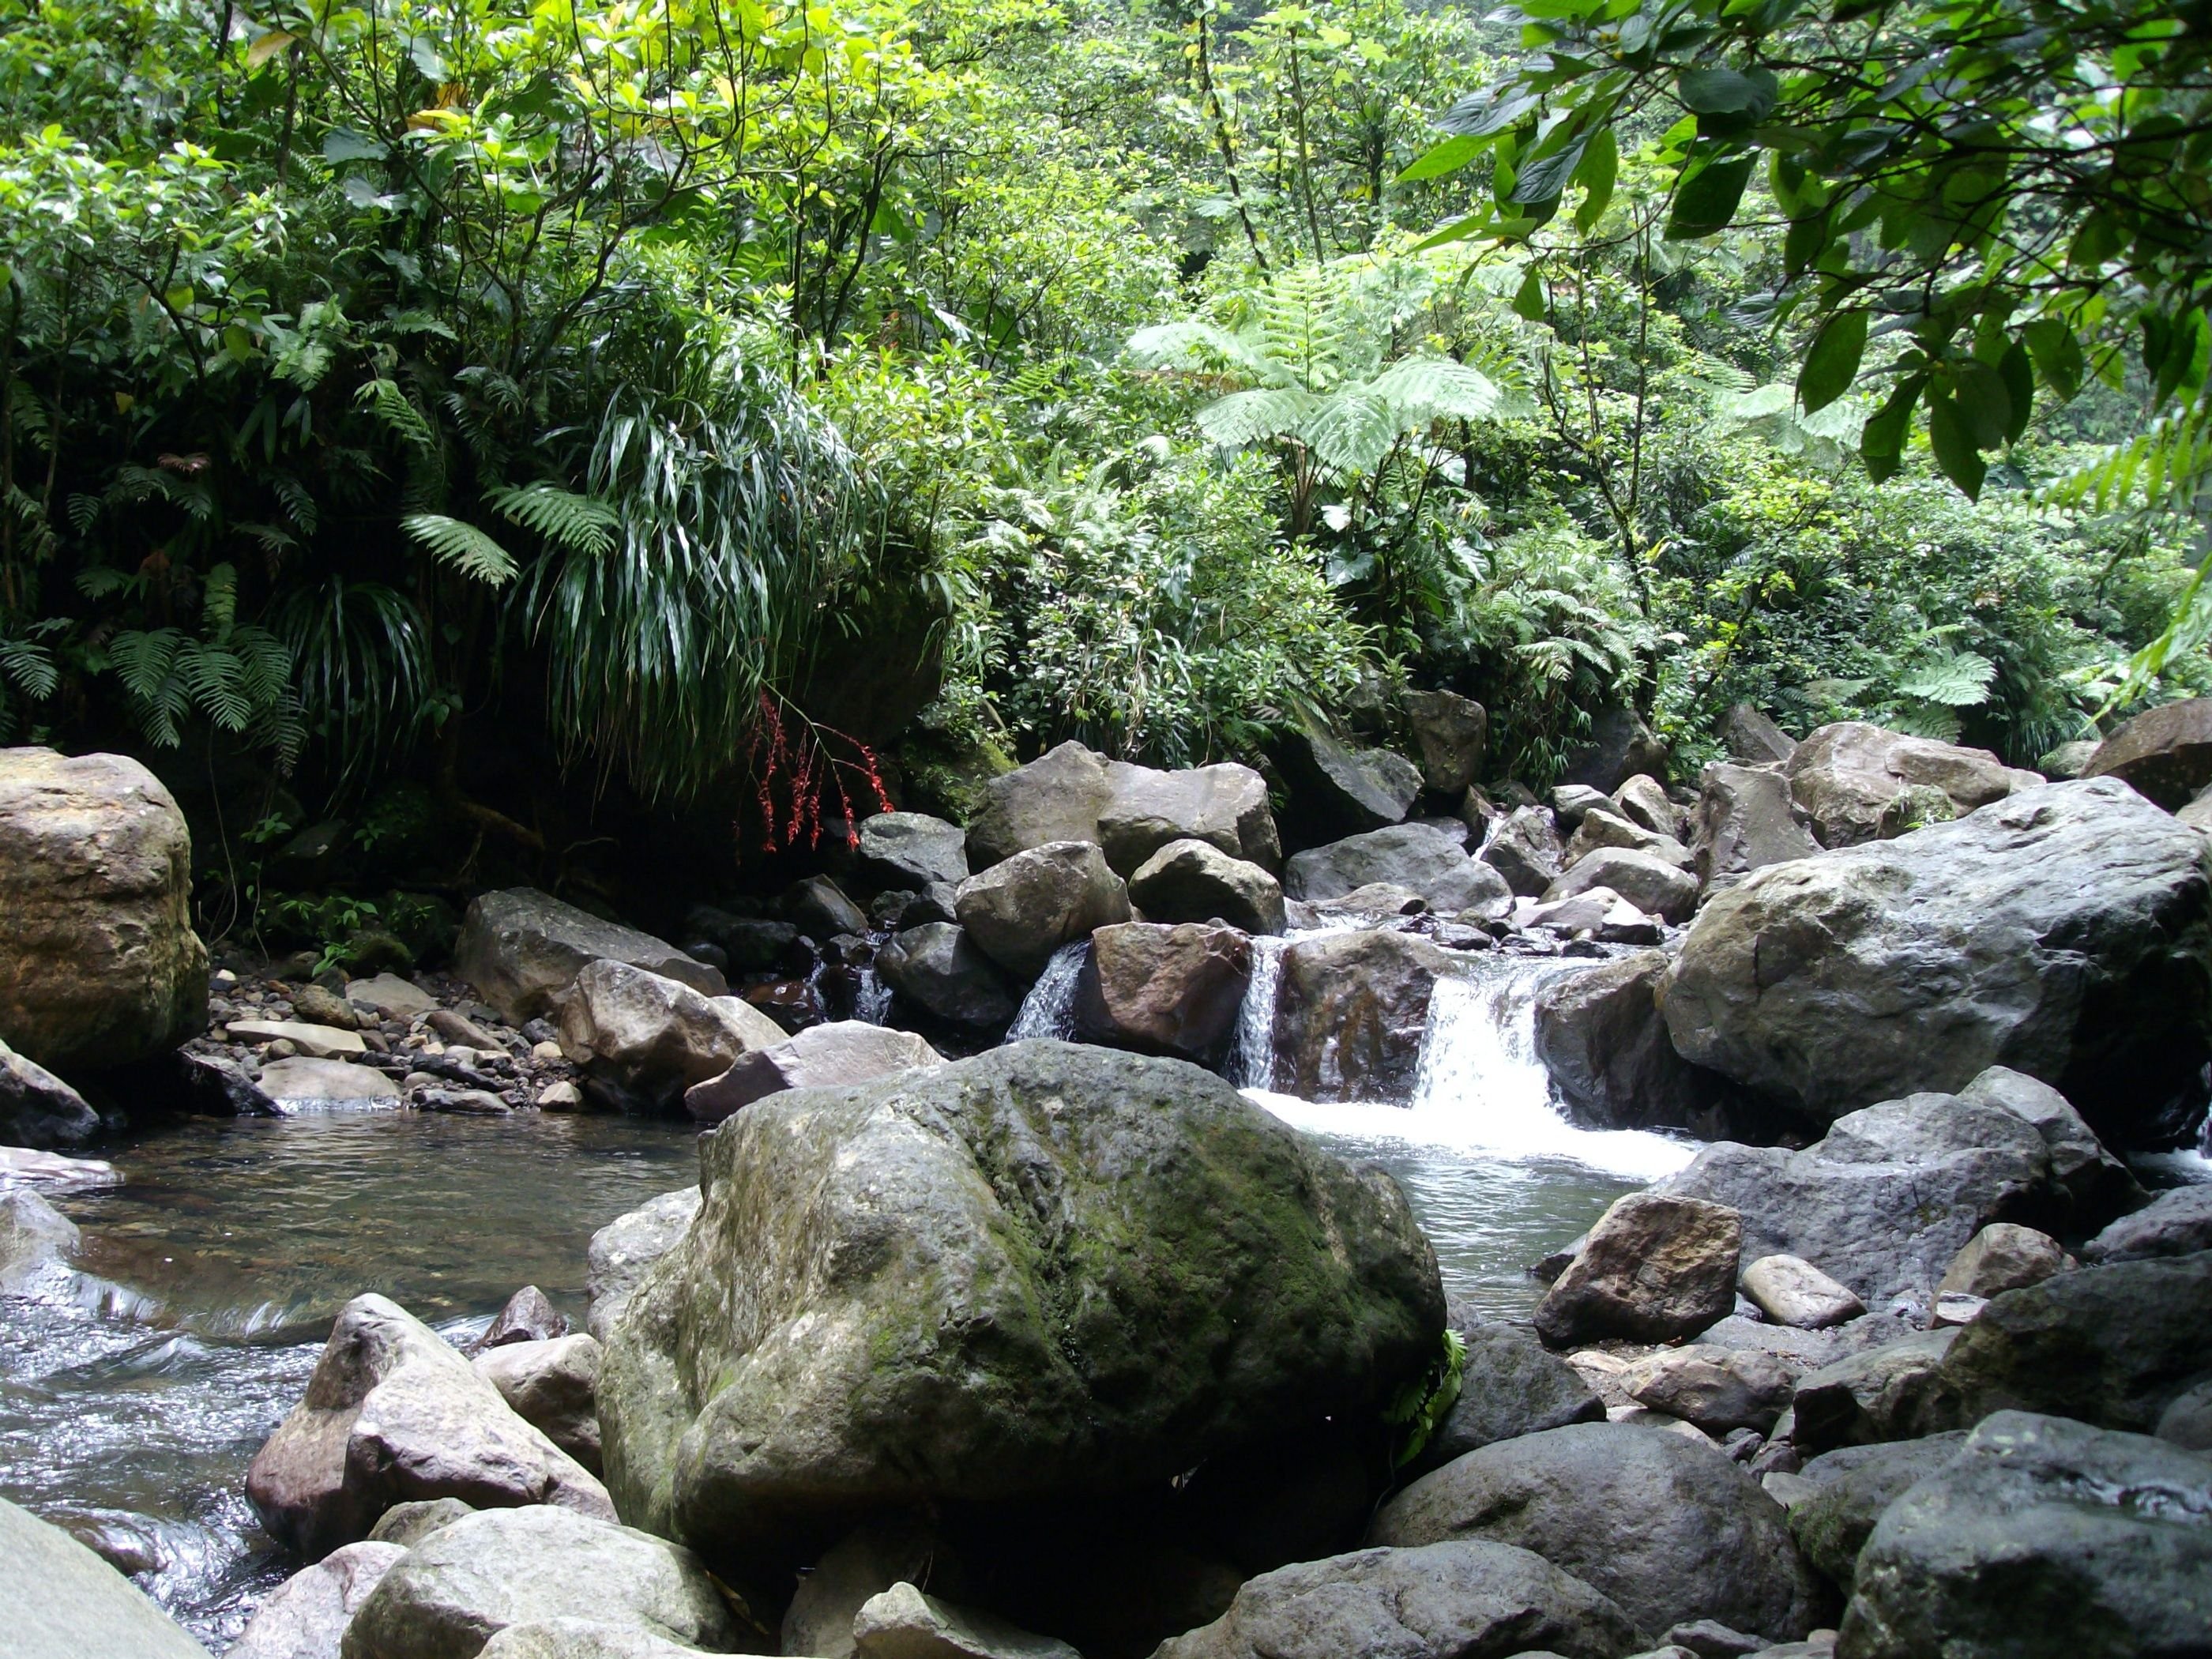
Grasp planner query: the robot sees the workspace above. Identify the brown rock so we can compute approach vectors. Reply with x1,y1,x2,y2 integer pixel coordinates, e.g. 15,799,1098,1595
1783,723,2015,848
1533,1193,1743,1347
1937,1224,2067,1300
2082,696,2212,809
1074,923,1252,1064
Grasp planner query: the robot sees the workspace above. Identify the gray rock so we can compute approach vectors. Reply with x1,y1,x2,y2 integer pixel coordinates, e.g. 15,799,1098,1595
0,1036,97,1149
2182,784,2212,831
174,1048,280,1117
1550,785,1611,828
1533,953,1731,1135
1535,1192,1742,1347
0,747,207,1074
292,983,363,1030
474,1335,604,1475
337,1507,739,1659
1405,690,1490,796
1840,1411,2212,1658
231,1018,371,1058
1782,723,2017,848
783,1519,957,1659
1278,728,1421,840
1559,708,1668,795
859,813,971,891
954,841,1131,980
477,1621,736,1658
346,974,438,1021
790,876,869,941
228,1540,408,1659
425,1008,510,1054
1477,807,1564,897
1521,887,1665,945
1371,1421,1821,1642
1073,923,1251,1065
965,743,1114,871
1688,764,1819,897
0,1187,77,1289
247,1292,613,1560
597,1042,1443,1569
1127,841,1285,935
1954,1066,2142,1232
1544,847,1698,922
1099,760,1280,876
587,1189,702,1344
1786,1434,1966,1589
1938,1224,2066,1299
456,889,727,1025
1662,1616,1770,1659
1624,1346,1798,1434
2081,695,2212,808
1789,1330,1961,1453
0,1143,118,1190
1563,806,1695,872
367,1499,476,1549
1268,928,1462,1103
876,924,1021,1029
0,1492,209,1659
260,1056,404,1104
557,961,787,1113
1152,1540,1637,1659
477,1285,568,1352
2158,1380,2212,1450
1718,705,1796,766
853,1582,1077,1659
684,1023,943,1125
1614,773,1683,838
1737,1257,1864,1331
1285,823,1510,917
1660,779,2212,1141
2082,1183,2212,1262
1410,1323,1604,1475
2037,738,2101,780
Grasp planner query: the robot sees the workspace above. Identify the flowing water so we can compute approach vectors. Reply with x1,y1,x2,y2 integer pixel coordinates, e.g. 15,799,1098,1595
1004,941,1090,1041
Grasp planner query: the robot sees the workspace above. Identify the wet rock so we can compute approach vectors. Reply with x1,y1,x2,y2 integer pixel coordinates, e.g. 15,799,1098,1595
1073,922,1251,1065
231,1019,371,1058
475,1335,604,1476
1371,1421,1821,1643
597,1042,1443,1571
413,1087,512,1115
1785,1434,1966,1590
174,1049,280,1117
1268,928,1461,1103
685,1022,944,1125
1559,707,1668,795
2082,1183,2212,1262
1550,784,1609,828
1127,840,1285,935
1404,690,1489,796
1533,953,1732,1135
1789,1330,1960,1453
346,974,438,1021
1660,779,2212,1141
1782,723,2017,848
1409,1323,1604,1476
790,876,870,941
1153,1540,1636,1659
426,1008,509,1053
1840,1411,2212,1658
455,889,727,1025
1533,1193,1743,1347
859,812,971,891
1563,806,1694,872
1719,705,1796,766
0,1143,119,1191
477,1285,569,1351
1100,760,1280,876
476,1621,739,1658
586,1188,702,1344
557,961,786,1113
337,1507,739,1659
965,742,1115,871
0,1492,208,1659
853,1582,1077,1659
259,1056,403,1104
0,1036,99,1149
1521,887,1665,945
1938,1224,2066,1299
228,1539,408,1659
0,747,206,1074
2158,1380,2212,1450
1544,847,1697,922
1624,1346,1798,1434
247,1292,613,1560
1688,763,1819,897
2081,695,2212,808
1737,1257,1864,1331
1276,728,1420,841
954,841,1131,980
1285,823,1510,917
1954,1066,2142,1232
0,1187,77,1288
1477,806,1564,897
1303,882,1425,917
717,920,803,976
783,1518,960,1659
367,1499,475,1549
875,924,1020,1029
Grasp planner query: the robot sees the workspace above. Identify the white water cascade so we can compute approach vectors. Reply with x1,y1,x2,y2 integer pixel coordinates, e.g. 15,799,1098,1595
1006,941,1090,1040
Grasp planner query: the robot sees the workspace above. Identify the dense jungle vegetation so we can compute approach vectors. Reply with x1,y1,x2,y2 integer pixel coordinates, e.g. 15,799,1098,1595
2,0,2207,953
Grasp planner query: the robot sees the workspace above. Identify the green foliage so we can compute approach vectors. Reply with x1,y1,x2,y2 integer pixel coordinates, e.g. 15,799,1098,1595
1384,1328,1465,1469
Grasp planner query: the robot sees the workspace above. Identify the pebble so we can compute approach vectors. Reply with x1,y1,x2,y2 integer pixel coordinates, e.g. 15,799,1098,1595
536,1081,585,1111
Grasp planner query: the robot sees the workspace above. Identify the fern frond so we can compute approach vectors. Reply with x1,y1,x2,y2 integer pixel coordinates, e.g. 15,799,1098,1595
2042,397,2212,515
1360,357,1513,423
1127,322,1277,382
178,640,254,731
1895,649,1996,707
1300,393,1400,474
1196,388,1320,450
0,635,58,702
201,562,240,640
358,378,437,450
402,513,518,585
488,483,619,556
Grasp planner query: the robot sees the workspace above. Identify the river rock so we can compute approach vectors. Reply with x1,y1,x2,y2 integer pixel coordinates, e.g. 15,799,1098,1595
1371,1421,1820,1642
587,1188,702,1343
477,1622,738,1658
337,1507,739,1659
965,743,1114,871
1563,806,1694,872
1534,1193,1742,1347
261,1056,404,1104
783,1518,960,1659
1522,887,1665,944
1284,823,1510,917
853,1582,1077,1659
0,1036,99,1149
427,1008,509,1053
1954,1066,2143,1230
1689,763,1819,897
859,813,971,891
1559,707,1668,795
2081,695,2212,808
1477,807,1564,897
0,1187,77,1289
174,1048,280,1117
1099,760,1280,875
1544,847,1697,922
0,1143,120,1190
0,748,207,1074
477,1286,567,1352
1840,1411,2212,1658
876,924,1020,1028
1277,728,1420,841
1781,723,2016,848
789,877,869,941
684,1023,944,1125
1533,954,1730,1135
596,1042,1443,1570
1937,1224,2066,1299
1786,1435,1967,1589
1788,1330,1960,1453
347,974,438,1021
1613,773,1682,839
1267,927,1461,1103
2082,1183,2212,1262
455,890,727,1025
1660,779,2212,1141
474,1335,604,1475
1127,841,1285,935
557,961,787,1113
1738,1257,1864,1330
1551,785,1610,828
1405,690,1489,796
1410,1323,1604,1477
1072,923,1251,1064
954,841,1130,980
368,1499,476,1549
0,1492,209,1659
229,1540,408,1659
1623,1346,1797,1433
1153,1540,1637,1659
248,1292,613,1560
2160,1380,2212,1450
1720,705,1796,766
231,1019,371,1059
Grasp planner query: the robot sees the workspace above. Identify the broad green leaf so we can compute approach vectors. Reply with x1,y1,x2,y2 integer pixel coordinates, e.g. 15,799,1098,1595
246,31,295,70
1513,266,1547,322
1667,153,1755,239
1797,311,1867,414
1928,393,1988,497
1998,341,2035,443
1512,132,1589,205
1573,128,1617,230
1397,134,1487,184
1952,361,2011,450
1677,66,1778,118
322,129,388,166
1861,373,1928,483
2026,318,2085,403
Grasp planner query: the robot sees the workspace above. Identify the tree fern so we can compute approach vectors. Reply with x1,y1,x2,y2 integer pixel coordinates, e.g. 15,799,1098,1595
401,513,519,585
1894,649,1997,707
487,482,619,557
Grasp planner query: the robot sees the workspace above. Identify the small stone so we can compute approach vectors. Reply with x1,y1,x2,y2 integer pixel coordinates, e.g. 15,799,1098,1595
478,1285,568,1351
288,983,361,1029
427,1007,509,1052
1930,1293,1987,1326
531,1041,565,1063
348,973,438,1020
1937,1223,2067,1298
367,1498,476,1549
228,1018,367,1059
853,1581,1079,1659
416,1088,513,1115
1739,1255,1866,1330
537,1082,585,1112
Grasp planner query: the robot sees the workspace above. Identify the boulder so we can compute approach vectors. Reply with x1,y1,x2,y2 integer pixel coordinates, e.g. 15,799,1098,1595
965,742,1114,871
2159,1381,2212,1450
1938,1224,2066,1299
1477,807,1563,897
229,1540,408,1659
1521,887,1665,945
1563,807,1694,872
368,1499,476,1550
477,1622,737,1658
1072,923,1251,1065
1370,1422,1821,1642
474,1335,604,1475
954,842,1131,980
337,1507,739,1659
782,1519,957,1659
0,748,206,1073
1788,1330,1961,1453
1550,785,1610,828
852,1582,1077,1659
1268,928,1462,1103
260,1056,403,1104
1099,760,1280,876
1786,1435,1966,1589
1404,690,1490,796
1127,841,1285,935
1533,953,1731,1135
2082,1183,2212,1262
684,1023,943,1126
1559,708,1668,795
1688,764,1819,897
1840,1411,2212,1658
1624,1345,1798,1434
1411,1323,1605,1475
1737,1257,1864,1331
1954,1066,2143,1232
1658,779,2212,1141
596,1042,1443,1570
1932,1251,2212,1434
1782,723,2016,848
0,1036,99,1149
2081,695,2212,809
0,1187,77,1289
859,813,971,892
0,1492,209,1659
477,1286,568,1352
1152,1540,1637,1659
231,1019,371,1059
347,974,438,1021
1533,1193,1742,1347
173,1048,280,1116
1614,773,1682,839
1284,824,1510,917
1718,705,1796,766
1544,848,1697,923
456,889,727,1025
247,1292,613,1561
1276,728,1420,841
789,877,870,941
0,1143,118,1190
876,924,1020,1029
587,1189,702,1344
557,961,786,1114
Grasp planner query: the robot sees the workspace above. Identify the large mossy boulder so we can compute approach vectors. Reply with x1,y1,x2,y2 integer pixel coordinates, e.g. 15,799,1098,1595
0,747,206,1074
598,1041,1443,1573
1658,778,2212,1142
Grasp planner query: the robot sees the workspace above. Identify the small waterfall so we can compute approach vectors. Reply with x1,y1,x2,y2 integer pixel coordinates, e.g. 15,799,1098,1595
1006,942,1089,1041
1228,935,1290,1089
